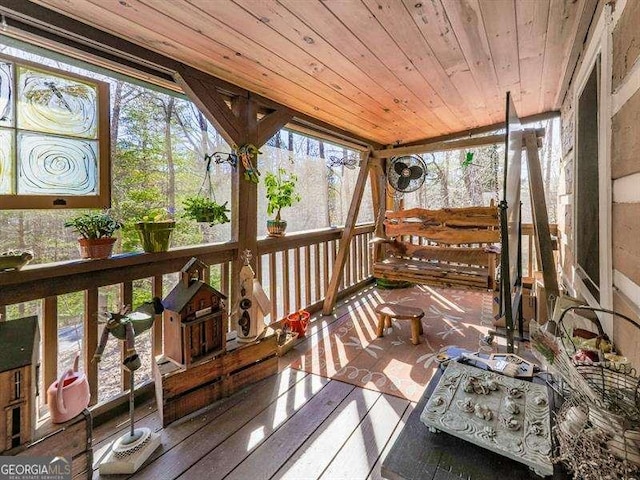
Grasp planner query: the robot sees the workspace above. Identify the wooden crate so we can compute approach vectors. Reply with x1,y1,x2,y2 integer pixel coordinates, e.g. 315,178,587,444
155,335,278,426
10,409,92,480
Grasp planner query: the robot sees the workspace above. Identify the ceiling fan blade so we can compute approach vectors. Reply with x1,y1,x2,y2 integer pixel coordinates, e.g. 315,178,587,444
396,176,410,191
394,161,408,176
409,165,424,180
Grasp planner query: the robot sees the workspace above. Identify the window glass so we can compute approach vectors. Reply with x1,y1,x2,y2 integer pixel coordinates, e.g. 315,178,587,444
257,129,372,235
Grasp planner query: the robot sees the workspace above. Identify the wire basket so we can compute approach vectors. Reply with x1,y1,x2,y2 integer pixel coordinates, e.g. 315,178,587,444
531,306,640,475
555,395,640,479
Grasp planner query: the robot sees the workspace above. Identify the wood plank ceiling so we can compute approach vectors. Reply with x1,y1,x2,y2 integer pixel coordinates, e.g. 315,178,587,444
31,0,587,145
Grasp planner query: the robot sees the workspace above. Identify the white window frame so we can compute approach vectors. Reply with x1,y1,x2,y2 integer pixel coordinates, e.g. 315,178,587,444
571,5,613,335
0,52,110,209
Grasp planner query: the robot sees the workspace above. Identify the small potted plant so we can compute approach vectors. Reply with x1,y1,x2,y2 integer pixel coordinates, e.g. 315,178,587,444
264,168,301,237
64,211,123,259
182,196,231,226
134,209,176,253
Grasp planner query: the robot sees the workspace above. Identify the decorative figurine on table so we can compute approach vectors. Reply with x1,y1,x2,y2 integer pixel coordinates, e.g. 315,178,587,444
236,250,271,342
96,297,164,475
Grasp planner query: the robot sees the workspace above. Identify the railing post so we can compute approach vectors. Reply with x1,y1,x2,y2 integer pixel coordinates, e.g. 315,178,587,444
84,288,99,406
120,282,133,391
152,275,163,357
294,248,301,311
42,296,58,404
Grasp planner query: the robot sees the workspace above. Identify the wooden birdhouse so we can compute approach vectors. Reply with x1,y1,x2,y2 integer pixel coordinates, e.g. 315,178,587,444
162,258,227,367
0,316,39,453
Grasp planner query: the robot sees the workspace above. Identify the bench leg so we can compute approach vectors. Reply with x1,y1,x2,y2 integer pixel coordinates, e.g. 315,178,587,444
376,314,386,338
385,316,392,329
411,319,421,345
418,319,424,335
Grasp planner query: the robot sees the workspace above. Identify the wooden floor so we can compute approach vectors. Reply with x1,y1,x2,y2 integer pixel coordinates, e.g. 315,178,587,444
93,285,417,480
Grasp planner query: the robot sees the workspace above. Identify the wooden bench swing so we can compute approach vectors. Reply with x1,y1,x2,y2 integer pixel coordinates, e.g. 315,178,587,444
372,205,500,290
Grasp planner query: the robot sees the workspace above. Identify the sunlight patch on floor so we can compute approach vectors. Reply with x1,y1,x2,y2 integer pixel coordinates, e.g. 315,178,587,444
247,426,265,451
422,285,466,313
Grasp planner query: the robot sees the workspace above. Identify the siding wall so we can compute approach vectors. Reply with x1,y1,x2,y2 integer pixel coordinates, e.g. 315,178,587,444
559,0,640,364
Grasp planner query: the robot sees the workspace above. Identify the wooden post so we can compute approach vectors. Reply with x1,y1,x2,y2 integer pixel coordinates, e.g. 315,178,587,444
230,97,259,323
152,275,163,356
84,288,99,406
42,296,58,404
370,161,387,264
524,130,559,301
322,150,372,315
120,282,133,391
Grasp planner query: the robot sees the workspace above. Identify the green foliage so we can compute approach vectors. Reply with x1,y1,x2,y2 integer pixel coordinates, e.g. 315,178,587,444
182,196,231,226
135,208,172,223
264,168,301,221
64,211,123,239
462,151,475,168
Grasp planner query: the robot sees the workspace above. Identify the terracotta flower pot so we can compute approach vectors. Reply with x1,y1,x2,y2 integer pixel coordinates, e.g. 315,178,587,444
285,310,310,338
78,237,116,259
135,221,175,253
267,219,287,237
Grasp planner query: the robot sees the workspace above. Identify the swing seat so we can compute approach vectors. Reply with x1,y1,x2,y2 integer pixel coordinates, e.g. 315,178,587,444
372,206,500,290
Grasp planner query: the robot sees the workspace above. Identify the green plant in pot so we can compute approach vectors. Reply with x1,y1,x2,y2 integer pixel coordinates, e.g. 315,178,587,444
182,196,231,226
64,211,123,259
265,168,301,237
134,209,176,253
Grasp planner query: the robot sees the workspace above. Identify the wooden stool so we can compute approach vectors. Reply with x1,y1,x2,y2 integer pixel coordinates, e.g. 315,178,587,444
375,303,425,345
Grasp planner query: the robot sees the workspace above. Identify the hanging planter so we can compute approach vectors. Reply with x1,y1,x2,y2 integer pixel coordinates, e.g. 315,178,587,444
182,154,231,226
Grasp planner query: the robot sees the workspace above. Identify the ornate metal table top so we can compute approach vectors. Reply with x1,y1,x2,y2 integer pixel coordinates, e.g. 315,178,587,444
420,362,553,477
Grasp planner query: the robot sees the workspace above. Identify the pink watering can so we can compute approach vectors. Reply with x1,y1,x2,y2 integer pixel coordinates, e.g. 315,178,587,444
47,354,90,424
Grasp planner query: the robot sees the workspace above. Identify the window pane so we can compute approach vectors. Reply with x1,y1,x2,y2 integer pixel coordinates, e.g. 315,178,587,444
17,132,98,195
0,62,13,127
0,128,14,193
17,65,98,139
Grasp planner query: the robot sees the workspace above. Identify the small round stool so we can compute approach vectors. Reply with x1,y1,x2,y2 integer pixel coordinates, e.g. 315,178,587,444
375,303,425,345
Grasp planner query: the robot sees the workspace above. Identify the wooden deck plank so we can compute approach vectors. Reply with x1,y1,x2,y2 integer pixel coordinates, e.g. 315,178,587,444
367,404,414,480
272,387,382,480
122,368,308,480
91,399,157,465
320,394,410,480
224,380,356,480
176,374,333,480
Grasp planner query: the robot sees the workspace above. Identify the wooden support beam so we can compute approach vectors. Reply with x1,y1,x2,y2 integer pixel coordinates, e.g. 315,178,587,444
373,128,545,159
174,64,245,147
230,96,259,323
323,150,372,315
373,134,504,159
42,296,58,405
257,108,294,147
524,129,560,300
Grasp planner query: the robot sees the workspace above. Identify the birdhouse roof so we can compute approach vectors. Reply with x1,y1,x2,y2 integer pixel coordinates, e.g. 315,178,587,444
163,279,226,314
181,257,208,275
0,316,39,373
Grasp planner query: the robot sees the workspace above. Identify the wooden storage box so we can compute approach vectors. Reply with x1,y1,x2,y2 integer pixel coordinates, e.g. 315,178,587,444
10,409,92,480
155,335,277,426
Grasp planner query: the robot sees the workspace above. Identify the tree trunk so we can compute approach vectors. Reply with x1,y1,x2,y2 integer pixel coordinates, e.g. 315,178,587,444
163,97,176,215
441,153,450,208
110,81,124,151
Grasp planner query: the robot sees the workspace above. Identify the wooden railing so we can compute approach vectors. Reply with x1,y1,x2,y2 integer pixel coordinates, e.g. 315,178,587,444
0,221,547,409
0,224,375,409
256,224,375,321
